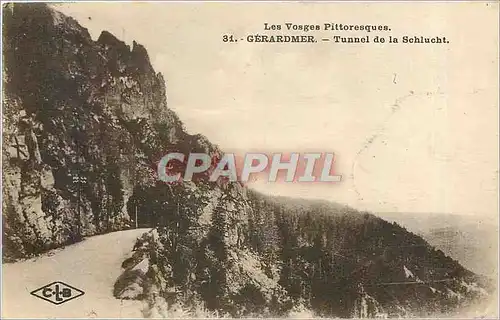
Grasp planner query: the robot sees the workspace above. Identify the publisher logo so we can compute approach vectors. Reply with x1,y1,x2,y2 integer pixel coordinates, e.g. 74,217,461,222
30,281,84,305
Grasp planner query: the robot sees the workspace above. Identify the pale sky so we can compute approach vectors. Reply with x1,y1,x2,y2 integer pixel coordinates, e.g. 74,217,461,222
56,2,498,218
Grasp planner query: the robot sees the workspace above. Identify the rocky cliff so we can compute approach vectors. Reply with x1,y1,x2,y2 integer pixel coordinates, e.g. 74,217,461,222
2,4,494,318
2,3,216,259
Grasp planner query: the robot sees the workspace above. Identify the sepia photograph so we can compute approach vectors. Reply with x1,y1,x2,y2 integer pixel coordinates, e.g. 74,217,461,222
1,1,499,318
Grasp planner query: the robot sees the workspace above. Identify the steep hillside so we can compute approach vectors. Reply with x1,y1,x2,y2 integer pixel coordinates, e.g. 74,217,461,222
116,189,494,318
2,3,218,259
2,3,495,318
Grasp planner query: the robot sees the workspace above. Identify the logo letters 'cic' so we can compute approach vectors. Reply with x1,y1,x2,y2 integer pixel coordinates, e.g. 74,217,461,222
30,281,84,305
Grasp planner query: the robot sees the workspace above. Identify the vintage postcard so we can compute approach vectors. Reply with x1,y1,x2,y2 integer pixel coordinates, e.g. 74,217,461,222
1,1,498,318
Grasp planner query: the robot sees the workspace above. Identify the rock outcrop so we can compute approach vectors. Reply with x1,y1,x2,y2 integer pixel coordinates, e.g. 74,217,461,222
2,3,213,259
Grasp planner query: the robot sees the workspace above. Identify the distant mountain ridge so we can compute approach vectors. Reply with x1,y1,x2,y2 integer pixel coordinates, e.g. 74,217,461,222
2,3,496,318
377,212,498,278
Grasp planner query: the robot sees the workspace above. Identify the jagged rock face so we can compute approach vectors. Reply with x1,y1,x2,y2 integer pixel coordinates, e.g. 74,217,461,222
2,4,214,260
